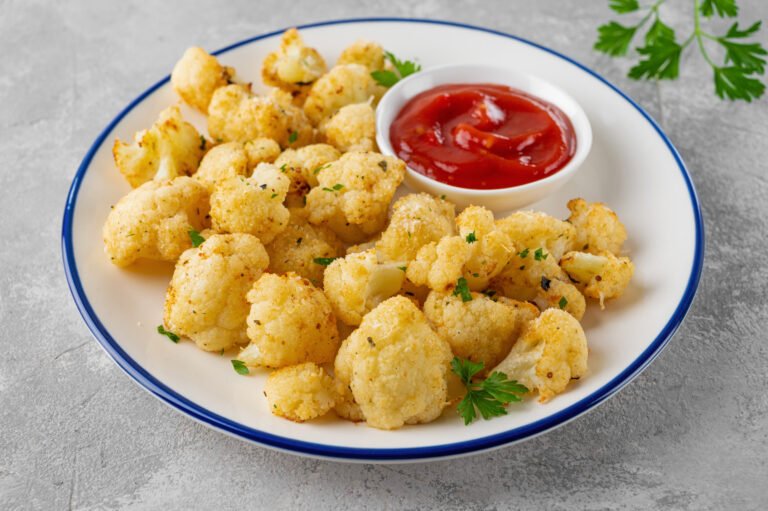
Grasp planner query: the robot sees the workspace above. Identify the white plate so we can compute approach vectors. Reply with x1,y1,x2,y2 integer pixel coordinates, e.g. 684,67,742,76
62,18,703,462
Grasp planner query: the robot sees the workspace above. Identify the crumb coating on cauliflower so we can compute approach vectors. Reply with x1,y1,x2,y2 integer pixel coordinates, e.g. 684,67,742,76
323,249,406,326
406,237,471,292
261,29,327,93
171,47,235,112
567,198,627,255
319,102,377,153
376,193,456,263
334,296,453,430
113,106,205,188
423,291,539,372
306,152,405,243
194,139,281,191
273,143,341,205
496,210,575,261
210,163,290,244
265,208,344,286
239,273,339,368
492,308,588,403
560,250,634,307
303,64,384,125
103,177,210,267
208,84,313,148
337,39,386,71
265,363,338,422
163,234,269,352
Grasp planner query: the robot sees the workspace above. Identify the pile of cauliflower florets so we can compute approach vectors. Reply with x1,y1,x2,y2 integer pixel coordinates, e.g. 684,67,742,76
102,29,635,430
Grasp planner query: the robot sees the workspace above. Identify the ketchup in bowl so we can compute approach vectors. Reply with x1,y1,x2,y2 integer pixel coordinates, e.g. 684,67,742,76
389,83,576,190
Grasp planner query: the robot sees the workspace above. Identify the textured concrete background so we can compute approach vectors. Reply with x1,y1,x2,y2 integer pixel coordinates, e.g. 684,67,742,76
1,0,767,509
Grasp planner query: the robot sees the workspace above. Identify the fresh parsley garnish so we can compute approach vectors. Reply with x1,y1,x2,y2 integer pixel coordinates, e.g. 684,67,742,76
322,183,344,192
157,325,179,343
231,359,249,375
198,135,207,151
313,257,337,266
288,131,298,144
534,248,548,261
313,163,331,175
595,0,766,101
451,357,528,425
465,231,478,244
559,296,569,309
452,277,472,302
397,266,407,272
518,248,530,258
188,229,205,247
270,193,278,199
279,163,288,173
370,51,422,87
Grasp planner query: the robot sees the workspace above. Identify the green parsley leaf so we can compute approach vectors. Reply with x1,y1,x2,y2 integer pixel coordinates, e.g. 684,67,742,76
231,359,249,375
594,21,637,56
450,356,484,385
718,37,766,74
270,193,278,199
629,35,683,80
450,357,528,425
397,266,407,272
452,277,472,302
518,248,530,258
157,325,179,343
465,231,477,244
288,131,298,144
371,70,400,87
199,135,207,151
713,66,766,102
609,0,639,14
724,20,761,39
322,183,344,192
279,163,288,173
370,51,422,87
534,248,548,261
440,194,446,200
188,229,205,247
645,18,675,45
700,0,738,18
559,296,569,309
313,257,338,266
313,163,331,175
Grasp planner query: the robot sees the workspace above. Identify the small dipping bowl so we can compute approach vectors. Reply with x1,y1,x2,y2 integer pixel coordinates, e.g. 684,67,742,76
376,64,592,211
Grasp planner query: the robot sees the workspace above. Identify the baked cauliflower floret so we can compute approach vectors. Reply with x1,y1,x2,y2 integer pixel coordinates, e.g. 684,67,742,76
210,163,290,244
194,138,281,191
163,233,269,351
567,198,628,255
334,296,453,430
265,208,344,286
239,273,339,368
171,47,235,112
319,102,376,153
306,152,405,243
273,143,341,205
406,237,471,292
496,210,576,261
102,177,209,267
113,106,204,188
323,249,406,326
376,193,456,263
492,308,588,403
423,291,539,372
303,64,383,125
265,363,337,422
208,84,313,147
560,250,634,308
261,28,327,92
337,39,386,71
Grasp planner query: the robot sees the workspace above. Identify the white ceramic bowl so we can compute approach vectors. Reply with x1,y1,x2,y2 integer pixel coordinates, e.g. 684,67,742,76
376,64,593,211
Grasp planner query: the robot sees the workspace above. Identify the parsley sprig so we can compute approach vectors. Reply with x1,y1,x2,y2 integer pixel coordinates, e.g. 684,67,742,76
371,51,422,87
188,229,205,247
595,0,766,101
451,357,528,425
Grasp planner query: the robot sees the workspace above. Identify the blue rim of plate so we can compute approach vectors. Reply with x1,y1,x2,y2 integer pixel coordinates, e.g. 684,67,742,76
62,17,704,462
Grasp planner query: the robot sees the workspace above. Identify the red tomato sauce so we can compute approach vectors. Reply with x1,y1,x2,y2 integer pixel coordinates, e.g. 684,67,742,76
389,83,576,189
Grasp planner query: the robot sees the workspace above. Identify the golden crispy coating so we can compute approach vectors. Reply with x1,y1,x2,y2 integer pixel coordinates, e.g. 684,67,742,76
567,198,628,255
337,39,386,71
303,64,384,125
319,102,377,153
194,139,281,192
560,250,634,308
265,363,338,422
261,29,327,94
171,47,235,112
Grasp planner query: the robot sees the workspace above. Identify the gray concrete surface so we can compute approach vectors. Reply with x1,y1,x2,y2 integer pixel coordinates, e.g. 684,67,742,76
1,0,767,509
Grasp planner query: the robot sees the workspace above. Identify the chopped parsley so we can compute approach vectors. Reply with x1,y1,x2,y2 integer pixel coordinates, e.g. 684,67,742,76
322,183,344,192
198,135,207,151
559,296,568,309
313,257,338,266
534,247,548,261
397,266,407,272
440,194,446,200
270,193,278,199
288,131,298,144
518,248,530,258
465,231,477,243
157,325,179,343
279,163,288,173
377,160,388,171
188,229,205,247
452,277,472,302
451,357,528,425
313,163,331,175
231,359,249,375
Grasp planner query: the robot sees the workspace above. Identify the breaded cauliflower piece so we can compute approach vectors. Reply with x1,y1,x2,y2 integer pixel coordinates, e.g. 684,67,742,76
209,163,290,244
376,193,456,263
567,198,627,255
306,152,405,243
423,291,539,372
171,47,235,112
319,102,376,153
113,106,204,188
163,234,269,351
333,296,453,430
496,210,576,261
406,206,512,291
337,39,386,71
261,29,327,93
102,177,209,267
239,273,339,368
491,251,586,320
560,250,634,308
265,208,345,286
303,64,383,125
492,308,588,403
273,143,341,205
323,249,406,326
194,138,281,191
264,363,337,422
208,84,313,147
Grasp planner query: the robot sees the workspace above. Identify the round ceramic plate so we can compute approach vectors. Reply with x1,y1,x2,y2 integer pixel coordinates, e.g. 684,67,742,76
62,18,703,462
